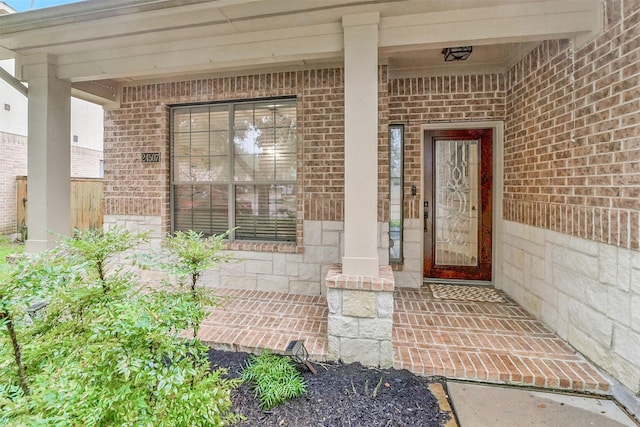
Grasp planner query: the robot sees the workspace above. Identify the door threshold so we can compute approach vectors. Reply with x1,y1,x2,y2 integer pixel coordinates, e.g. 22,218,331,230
422,278,493,287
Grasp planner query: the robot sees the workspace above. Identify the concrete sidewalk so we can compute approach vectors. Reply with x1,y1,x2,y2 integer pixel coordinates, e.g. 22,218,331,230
446,382,639,427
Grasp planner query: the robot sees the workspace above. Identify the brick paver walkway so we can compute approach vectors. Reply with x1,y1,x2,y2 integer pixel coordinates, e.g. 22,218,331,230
198,286,610,394
393,288,610,394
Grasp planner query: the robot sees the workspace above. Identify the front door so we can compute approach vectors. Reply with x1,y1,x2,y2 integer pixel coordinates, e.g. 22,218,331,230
423,129,492,281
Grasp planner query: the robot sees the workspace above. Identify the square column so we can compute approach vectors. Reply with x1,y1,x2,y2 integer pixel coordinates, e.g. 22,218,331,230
25,61,71,252
342,12,380,277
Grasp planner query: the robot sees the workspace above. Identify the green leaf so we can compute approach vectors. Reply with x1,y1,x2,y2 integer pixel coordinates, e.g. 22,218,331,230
240,352,306,410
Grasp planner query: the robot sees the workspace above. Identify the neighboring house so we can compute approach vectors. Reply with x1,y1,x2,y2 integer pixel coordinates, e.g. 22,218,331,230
0,2,104,236
0,0,638,413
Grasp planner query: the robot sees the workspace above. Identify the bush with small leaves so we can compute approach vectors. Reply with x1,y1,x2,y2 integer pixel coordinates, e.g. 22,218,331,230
150,229,233,337
158,230,231,295
241,351,307,410
0,227,241,426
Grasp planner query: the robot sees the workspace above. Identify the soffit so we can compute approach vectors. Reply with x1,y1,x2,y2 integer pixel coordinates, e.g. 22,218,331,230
0,0,601,86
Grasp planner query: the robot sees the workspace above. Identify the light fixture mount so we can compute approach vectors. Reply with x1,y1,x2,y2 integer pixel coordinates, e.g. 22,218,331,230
441,46,473,62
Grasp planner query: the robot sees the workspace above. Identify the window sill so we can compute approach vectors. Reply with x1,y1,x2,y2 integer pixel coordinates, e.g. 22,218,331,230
223,241,302,254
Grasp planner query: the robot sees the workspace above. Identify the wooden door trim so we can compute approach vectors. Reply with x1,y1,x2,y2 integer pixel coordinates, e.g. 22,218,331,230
423,128,493,281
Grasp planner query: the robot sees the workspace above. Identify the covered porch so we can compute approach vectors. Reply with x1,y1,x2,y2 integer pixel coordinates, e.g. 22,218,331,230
2,0,637,415
197,285,610,394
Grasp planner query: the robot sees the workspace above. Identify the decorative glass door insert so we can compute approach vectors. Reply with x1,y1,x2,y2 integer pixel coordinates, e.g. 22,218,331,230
434,139,479,266
423,129,492,281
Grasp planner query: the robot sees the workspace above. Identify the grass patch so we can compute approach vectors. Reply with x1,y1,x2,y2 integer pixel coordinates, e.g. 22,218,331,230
0,236,24,278
241,352,307,410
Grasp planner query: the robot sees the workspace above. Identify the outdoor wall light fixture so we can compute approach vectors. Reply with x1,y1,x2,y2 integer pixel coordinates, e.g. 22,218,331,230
284,339,317,374
27,301,48,322
441,46,473,61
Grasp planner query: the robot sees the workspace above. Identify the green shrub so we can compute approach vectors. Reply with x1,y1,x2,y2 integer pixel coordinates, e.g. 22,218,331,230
0,237,23,280
241,352,306,410
159,230,231,295
0,227,240,426
150,229,232,337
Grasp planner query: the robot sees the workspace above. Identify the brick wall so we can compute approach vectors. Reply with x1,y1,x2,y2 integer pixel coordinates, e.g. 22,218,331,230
105,67,391,242
301,69,345,223
378,65,390,223
499,0,640,400
389,74,507,219
504,1,640,251
71,145,103,178
0,132,103,235
103,89,169,227
0,132,27,235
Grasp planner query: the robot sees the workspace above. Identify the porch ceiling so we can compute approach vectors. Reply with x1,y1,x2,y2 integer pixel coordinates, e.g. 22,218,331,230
0,0,602,103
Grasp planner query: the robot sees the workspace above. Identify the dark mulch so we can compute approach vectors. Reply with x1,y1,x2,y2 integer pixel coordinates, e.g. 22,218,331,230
209,349,452,427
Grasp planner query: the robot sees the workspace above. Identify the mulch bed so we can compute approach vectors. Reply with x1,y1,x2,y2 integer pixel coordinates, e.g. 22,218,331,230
209,349,452,427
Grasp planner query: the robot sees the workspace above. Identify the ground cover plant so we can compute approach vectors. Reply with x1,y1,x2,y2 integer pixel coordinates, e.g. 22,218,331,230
0,227,239,426
0,237,23,279
210,349,453,427
240,351,307,410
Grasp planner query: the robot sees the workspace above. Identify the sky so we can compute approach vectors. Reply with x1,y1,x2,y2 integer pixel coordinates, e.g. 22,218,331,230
5,0,84,12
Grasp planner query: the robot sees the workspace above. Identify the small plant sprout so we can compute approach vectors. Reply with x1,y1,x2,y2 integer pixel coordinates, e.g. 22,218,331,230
160,230,232,299
153,230,233,338
59,226,149,292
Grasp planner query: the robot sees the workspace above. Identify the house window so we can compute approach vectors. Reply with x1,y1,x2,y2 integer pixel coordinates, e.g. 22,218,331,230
171,98,297,242
389,124,403,262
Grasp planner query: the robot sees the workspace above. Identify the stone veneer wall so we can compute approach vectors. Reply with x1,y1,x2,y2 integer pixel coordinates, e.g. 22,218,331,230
325,265,395,367
500,221,640,398
388,75,506,286
500,0,640,406
105,215,389,296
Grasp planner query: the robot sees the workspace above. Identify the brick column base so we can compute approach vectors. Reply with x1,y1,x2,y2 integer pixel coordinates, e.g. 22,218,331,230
325,264,395,367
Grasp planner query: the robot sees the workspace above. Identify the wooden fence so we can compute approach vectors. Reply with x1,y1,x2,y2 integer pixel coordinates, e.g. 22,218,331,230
16,176,104,233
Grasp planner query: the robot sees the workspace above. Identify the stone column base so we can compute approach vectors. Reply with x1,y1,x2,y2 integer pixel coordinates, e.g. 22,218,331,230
325,264,395,367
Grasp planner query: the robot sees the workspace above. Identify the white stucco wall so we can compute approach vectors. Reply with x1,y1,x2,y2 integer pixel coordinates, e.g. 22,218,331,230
498,220,640,397
0,59,104,150
0,59,28,136
71,97,104,151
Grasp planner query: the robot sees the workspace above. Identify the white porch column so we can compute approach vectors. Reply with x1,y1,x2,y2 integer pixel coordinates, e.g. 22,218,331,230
25,61,71,252
341,13,380,277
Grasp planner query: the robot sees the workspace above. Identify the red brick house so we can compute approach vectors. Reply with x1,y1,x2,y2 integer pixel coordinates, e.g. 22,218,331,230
0,0,638,415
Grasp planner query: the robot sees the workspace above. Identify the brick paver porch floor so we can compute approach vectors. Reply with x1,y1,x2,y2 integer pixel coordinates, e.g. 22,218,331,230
197,286,610,394
197,288,329,360
393,287,610,394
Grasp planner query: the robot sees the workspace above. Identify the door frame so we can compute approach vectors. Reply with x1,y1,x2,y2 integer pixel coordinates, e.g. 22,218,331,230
420,121,504,286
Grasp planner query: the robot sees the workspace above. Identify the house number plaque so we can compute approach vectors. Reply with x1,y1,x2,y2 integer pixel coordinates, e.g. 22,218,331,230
141,152,160,163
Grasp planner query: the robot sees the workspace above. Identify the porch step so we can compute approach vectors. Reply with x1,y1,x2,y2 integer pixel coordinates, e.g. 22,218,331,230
393,288,611,394
197,288,329,361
